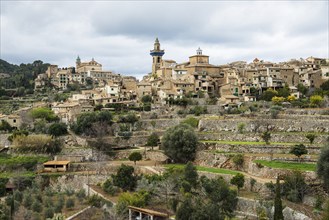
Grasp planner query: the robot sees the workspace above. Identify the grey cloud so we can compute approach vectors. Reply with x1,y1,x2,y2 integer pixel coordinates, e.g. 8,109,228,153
0,1,328,79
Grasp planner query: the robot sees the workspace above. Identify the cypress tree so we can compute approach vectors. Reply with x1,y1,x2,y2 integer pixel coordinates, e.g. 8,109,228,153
274,176,284,220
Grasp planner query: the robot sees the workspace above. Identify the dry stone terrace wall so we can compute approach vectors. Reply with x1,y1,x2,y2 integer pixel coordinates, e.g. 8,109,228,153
284,108,329,115
246,161,317,180
134,118,182,131
236,198,312,220
199,118,329,133
198,132,329,144
102,136,149,147
200,142,321,154
278,114,329,121
0,134,10,147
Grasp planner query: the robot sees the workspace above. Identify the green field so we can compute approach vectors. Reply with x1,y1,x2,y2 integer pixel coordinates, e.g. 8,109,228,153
0,171,35,178
0,155,49,165
164,164,240,175
201,140,298,146
254,160,316,171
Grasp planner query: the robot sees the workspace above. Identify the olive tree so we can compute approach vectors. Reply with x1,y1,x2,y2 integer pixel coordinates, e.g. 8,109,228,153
161,124,198,163
128,152,142,165
290,144,308,162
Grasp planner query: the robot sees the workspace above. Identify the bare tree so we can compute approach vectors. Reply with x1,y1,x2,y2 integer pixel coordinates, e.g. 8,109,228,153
155,178,178,208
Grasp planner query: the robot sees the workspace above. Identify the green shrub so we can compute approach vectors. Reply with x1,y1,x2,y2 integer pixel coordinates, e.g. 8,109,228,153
182,117,199,128
189,106,207,116
65,188,75,196
128,151,143,165
146,132,159,148
30,107,58,122
102,179,117,196
7,129,28,142
0,178,9,196
32,200,43,213
76,189,86,199
54,196,64,213
87,195,103,208
116,191,150,216
48,123,68,137
23,194,33,209
232,154,244,169
261,131,271,144
0,120,13,132
237,123,245,134
230,173,245,191
177,110,186,115
112,164,137,191
65,198,75,209
310,95,324,107
13,190,23,202
71,111,112,135
250,178,257,192
314,196,324,210
282,171,308,203
270,105,282,119
44,207,54,219
118,112,139,124
306,134,316,144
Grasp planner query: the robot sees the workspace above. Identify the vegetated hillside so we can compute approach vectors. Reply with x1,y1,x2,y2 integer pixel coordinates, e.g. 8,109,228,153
0,59,50,91
0,59,19,74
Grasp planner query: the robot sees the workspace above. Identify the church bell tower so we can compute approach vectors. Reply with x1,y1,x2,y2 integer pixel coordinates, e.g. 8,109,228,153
150,38,165,76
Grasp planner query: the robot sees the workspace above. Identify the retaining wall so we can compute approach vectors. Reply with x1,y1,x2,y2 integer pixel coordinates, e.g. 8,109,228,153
200,142,321,154
199,118,329,133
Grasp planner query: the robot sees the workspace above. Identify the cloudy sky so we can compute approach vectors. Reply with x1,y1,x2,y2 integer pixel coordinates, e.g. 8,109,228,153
1,1,328,79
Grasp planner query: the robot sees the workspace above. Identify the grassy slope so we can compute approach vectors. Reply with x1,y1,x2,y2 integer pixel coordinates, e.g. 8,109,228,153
254,160,316,171
164,164,240,175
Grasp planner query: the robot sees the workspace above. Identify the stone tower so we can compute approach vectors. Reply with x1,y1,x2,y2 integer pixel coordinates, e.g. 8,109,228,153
76,55,81,69
150,38,165,76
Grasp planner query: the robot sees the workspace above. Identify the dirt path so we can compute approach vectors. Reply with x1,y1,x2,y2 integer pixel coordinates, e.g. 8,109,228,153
238,171,275,183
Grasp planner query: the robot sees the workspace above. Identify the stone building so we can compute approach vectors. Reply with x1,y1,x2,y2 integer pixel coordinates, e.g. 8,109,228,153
51,102,82,124
0,114,22,129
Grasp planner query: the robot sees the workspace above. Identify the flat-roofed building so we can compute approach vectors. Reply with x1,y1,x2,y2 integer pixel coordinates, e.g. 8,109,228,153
43,160,70,172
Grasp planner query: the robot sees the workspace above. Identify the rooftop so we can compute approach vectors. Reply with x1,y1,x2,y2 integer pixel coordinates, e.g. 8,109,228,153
44,160,70,166
128,206,169,217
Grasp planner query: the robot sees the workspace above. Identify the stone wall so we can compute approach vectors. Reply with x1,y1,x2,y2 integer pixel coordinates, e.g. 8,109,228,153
199,118,329,133
236,197,312,220
0,134,10,147
246,161,317,180
279,114,329,121
102,135,149,148
50,174,108,192
60,147,93,160
133,118,182,131
283,108,329,116
195,151,229,167
198,131,329,144
201,142,321,154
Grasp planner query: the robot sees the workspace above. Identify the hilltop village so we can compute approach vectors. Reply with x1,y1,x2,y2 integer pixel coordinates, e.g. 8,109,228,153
29,38,329,126
0,39,329,220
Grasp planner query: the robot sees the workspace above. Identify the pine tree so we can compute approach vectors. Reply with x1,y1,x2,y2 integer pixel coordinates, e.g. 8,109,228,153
274,177,284,220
